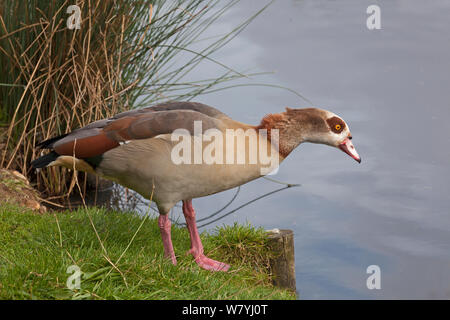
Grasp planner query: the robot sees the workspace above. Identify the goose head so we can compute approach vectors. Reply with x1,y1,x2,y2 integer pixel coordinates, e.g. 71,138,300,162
275,107,361,163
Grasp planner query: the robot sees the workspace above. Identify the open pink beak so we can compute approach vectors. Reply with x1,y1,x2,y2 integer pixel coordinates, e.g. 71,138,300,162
338,138,361,163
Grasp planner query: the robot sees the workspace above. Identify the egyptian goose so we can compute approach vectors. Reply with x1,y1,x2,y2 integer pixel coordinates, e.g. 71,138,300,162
31,101,360,271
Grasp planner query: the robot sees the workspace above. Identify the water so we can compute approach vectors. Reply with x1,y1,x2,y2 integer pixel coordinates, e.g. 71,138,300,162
100,0,450,299
168,0,450,299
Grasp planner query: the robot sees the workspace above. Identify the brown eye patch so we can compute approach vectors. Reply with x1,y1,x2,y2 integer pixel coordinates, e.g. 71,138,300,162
326,116,346,134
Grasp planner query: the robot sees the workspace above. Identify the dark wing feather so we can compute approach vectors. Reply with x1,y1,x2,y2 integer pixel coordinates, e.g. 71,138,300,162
110,101,231,121
37,102,228,159
36,133,69,148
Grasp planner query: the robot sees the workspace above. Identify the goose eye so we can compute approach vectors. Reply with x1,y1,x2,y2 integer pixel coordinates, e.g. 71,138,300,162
335,124,341,131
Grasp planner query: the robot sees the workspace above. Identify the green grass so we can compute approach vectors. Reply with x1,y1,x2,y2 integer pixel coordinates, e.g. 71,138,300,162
0,203,296,300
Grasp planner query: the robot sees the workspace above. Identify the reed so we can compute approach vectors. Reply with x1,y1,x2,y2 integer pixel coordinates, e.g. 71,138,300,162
0,0,256,199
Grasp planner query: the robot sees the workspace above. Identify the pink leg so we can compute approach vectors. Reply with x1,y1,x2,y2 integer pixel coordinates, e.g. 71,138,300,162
158,214,177,265
182,200,230,272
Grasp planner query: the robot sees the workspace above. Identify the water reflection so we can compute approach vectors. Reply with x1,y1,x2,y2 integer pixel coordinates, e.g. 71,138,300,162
179,0,450,299
67,181,156,215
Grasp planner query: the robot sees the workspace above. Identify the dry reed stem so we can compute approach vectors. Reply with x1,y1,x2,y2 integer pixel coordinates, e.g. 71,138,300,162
1,0,255,204
1,1,142,198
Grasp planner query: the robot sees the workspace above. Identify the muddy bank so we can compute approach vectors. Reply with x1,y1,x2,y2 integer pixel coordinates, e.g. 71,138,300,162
0,169,46,213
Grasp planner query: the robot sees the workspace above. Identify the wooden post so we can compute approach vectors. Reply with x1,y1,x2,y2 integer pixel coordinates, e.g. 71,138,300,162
266,229,296,292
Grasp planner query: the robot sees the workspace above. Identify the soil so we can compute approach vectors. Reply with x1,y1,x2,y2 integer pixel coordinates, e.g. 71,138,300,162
0,169,46,213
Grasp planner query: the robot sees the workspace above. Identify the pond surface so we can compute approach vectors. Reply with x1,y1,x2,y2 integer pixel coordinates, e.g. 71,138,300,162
175,0,450,299
95,0,450,299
